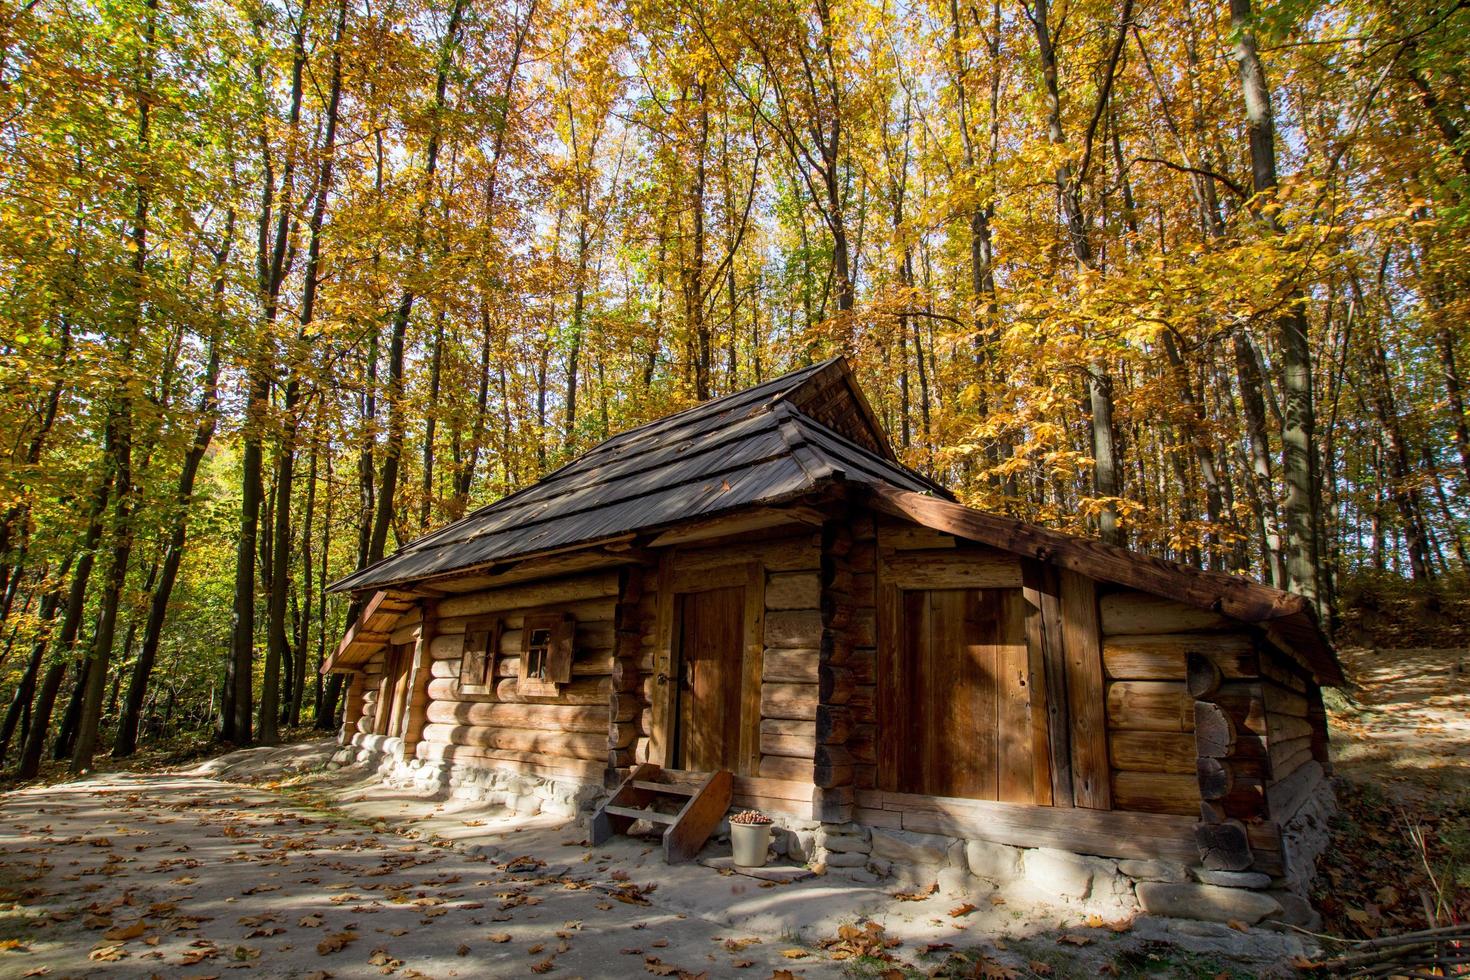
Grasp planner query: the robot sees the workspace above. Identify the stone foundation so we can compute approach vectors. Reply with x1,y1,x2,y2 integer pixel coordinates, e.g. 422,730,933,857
325,728,1329,928
805,819,1329,927
329,732,606,819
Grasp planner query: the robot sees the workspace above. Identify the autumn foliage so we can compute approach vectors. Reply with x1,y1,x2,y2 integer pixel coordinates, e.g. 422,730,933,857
0,0,1467,758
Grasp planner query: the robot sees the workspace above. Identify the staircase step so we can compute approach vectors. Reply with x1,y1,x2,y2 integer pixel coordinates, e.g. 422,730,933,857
632,780,697,796
604,805,678,825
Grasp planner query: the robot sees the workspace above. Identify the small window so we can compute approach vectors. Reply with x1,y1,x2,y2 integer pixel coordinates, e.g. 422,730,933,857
519,613,575,695
458,617,502,691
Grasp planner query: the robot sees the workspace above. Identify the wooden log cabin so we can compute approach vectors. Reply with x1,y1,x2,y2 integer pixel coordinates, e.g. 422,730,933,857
325,357,1342,919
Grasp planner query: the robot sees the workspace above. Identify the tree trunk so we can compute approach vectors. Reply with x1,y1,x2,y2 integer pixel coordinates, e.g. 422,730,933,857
370,0,466,562
1230,0,1321,606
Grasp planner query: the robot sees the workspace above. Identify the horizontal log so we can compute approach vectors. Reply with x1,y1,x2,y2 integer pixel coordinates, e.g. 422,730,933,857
1261,681,1309,717
1194,701,1236,758
1100,593,1231,636
608,720,638,750
495,653,613,679
814,744,853,789
846,648,876,685
1268,714,1313,742
609,692,639,724
414,741,605,780
436,601,615,636
1269,737,1314,781
882,550,1023,589
1111,771,1201,816
423,700,608,732
760,717,814,738
849,724,877,765
1110,731,1196,773
761,682,818,721
762,649,818,683
814,704,850,744
1267,760,1324,825
1258,651,1308,693
819,664,854,705
758,755,815,782
765,610,824,649
1196,819,1253,872
850,572,875,606
850,609,876,647
436,572,621,619
1187,652,1223,699
1107,681,1266,735
765,572,821,610
672,534,820,575
860,788,1200,863
1106,681,1193,733
1101,633,1258,681
760,733,815,758
1197,757,1233,800
420,723,607,761
879,525,957,550
425,675,612,705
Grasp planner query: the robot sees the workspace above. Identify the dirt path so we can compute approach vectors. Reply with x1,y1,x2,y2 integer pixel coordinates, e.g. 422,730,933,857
1329,646,1470,794
0,772,836,979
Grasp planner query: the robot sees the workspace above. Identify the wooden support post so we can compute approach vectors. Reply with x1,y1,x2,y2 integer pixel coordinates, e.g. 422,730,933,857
813,518,856,823
608,566,649,782
1059,569,1109,809
1023,560,1072,808
398,601,437,759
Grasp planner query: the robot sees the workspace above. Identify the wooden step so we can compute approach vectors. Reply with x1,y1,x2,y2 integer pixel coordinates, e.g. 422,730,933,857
590,764,733,863
603,805,678,825
632,780,697,796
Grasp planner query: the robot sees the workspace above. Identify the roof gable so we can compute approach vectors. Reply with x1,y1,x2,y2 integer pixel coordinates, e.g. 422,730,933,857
329,357,935,593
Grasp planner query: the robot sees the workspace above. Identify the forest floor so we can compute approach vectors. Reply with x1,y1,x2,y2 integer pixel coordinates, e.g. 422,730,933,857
0,646,1463,978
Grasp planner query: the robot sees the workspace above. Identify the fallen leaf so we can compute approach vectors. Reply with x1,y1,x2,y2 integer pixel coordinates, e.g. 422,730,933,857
1057,933,1091,946
893,882,938,901
488,933,512,943
949,903,977,917
780,948,808,959
316,931,358,955
103,920,149,941
530,959,555,974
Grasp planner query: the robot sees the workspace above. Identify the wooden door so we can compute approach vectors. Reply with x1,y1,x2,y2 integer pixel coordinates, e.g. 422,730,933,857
378,643,413,738
889,588,1031,801
674,586,745,772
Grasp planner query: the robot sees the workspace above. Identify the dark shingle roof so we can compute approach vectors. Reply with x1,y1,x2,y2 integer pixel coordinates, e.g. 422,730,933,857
329,357,943,593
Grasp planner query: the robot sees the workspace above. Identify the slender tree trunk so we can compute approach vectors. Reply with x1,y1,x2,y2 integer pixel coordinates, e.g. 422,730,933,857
113,229,228,757
0,578,65,765
71,0,155,771
1230,0,1321,606
370,0,466,562
1027,0,1131,544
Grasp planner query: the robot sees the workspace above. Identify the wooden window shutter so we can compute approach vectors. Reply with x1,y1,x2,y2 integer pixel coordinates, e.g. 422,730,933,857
458,617,500,691
520,613,576,695
547,614,575,684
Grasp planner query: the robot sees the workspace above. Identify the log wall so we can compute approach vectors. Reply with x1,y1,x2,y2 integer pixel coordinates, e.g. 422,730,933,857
411,570,622,781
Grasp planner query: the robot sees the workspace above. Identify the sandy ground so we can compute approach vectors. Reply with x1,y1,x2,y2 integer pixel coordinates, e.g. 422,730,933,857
1329,646,1470,794
0,742,1321,978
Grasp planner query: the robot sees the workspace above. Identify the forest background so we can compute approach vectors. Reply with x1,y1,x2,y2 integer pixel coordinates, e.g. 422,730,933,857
0,0,1467,772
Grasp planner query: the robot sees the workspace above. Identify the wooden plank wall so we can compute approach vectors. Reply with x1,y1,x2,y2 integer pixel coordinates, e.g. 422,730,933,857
414,570,622,781
632,527,826,818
